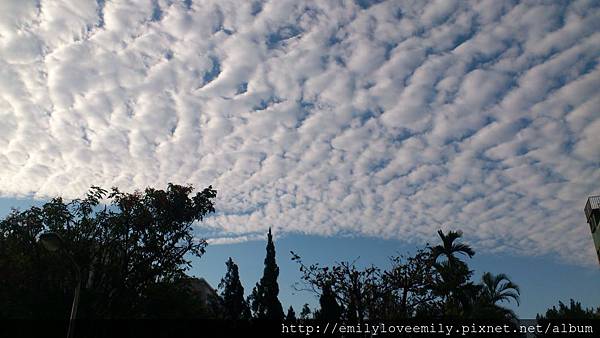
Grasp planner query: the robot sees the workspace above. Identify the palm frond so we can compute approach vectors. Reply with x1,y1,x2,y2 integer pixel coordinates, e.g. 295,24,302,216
451,243,475,258
480,272,520,306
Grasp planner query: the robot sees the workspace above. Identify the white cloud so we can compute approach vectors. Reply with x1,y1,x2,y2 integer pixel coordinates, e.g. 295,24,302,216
0,0,599,266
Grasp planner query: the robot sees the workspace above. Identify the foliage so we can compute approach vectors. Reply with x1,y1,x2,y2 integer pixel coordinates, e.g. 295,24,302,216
249,228,285,320
466,272,521,333
317,281,343,322
285,306,297,322
292,253,382,322
0,184,217,318
430,229,476,316
292,228,525,322
535,300,600,338
299,304,312,320
479,272,520,306
537,299,600,320
381,247,441,319
219,257,250,319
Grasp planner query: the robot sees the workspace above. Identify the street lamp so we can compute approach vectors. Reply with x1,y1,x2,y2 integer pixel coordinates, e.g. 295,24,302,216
38,232,81,338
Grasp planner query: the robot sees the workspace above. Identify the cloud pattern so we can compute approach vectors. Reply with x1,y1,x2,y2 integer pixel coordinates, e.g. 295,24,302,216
0,0,599,265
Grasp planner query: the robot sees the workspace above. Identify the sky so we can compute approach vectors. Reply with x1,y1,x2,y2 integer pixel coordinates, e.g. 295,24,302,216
0,0,599,317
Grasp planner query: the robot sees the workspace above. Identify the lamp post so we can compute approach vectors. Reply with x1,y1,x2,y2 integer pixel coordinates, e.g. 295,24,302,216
38,232,81,338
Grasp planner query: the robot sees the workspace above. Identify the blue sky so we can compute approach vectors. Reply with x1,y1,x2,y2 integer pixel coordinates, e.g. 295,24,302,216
0,0,599,318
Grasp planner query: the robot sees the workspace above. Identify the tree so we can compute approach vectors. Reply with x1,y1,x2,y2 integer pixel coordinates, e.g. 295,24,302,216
382,248,441,319
430,229,476,316
537,299,600,320
317,282,342,322
0,184,217,318
299,304,312,320
285,306,296,322
479,272,520,306
249,228,284,320
219,257,250,320
535,300,600,338
291,253,380,322
289,229,526,322
471,272,520,322
430,229,475,265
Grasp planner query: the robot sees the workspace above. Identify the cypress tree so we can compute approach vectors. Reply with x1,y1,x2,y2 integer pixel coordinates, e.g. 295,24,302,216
250,228,284,320
219,257,250,319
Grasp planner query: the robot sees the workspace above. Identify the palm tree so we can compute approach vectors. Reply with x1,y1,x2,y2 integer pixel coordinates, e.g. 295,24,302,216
473,272,520,321
479,272,520,306
430,229,476,316
430,229,475,265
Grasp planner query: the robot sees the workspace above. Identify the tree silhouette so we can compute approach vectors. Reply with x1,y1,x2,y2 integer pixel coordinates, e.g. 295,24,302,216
317,281,342,321
382,248,441,319
219,257,250,320
291,229,528,322
0,184,217,319
479,272,520,306
430,229,475,264
537,299,600,320
291,253,380,322
430,229,476,316
535,300,599,338
471,272,520,321
299,304,312,320
249,228,284,320
285,306,296,322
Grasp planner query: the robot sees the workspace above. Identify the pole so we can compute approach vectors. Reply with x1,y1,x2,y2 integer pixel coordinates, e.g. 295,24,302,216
66,256,81,338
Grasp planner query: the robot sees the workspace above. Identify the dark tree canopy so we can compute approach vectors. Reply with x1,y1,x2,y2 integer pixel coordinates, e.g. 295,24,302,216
535,300,600,338
0,184,217,318
249,228,284,320
219,257,250,320
382,248,441,319
285,306,296,322
430,229,476,316
292,253,381,322
317,282,342,322
537,299,600,320
299,304,312,320
292,227,526,324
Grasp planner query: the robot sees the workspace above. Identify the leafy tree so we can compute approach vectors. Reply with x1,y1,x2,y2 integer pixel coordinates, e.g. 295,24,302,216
249,228,284,320
291,253,380,322
139,277,215,319
382,248,441,319
219,257,250,320
0,184,217,318
537,299,600,320
291,229,525,322
535,300,599,338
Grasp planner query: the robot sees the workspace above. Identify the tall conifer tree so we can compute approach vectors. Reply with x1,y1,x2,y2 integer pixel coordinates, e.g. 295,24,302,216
219,257,250,319
250,228,284,320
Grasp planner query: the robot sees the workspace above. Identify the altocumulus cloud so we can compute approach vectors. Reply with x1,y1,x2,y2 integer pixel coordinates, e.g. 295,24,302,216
0,0,599,265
